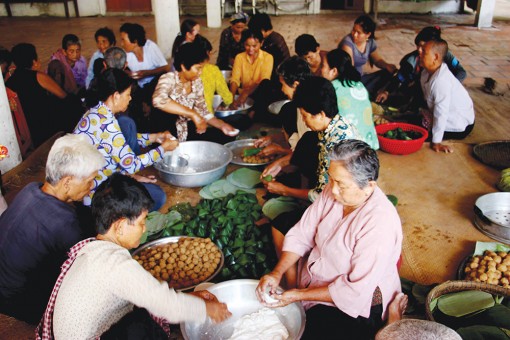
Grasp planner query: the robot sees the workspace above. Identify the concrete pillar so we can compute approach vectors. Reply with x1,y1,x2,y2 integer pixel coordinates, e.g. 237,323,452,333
206,0,222,28
152,0,180,60
0,72,22,174
475,0,496,28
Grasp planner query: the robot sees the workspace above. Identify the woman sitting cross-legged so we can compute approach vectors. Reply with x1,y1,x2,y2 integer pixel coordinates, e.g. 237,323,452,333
152,42,238,144
257,139,403,340
37,173,231,339
74,68,179,211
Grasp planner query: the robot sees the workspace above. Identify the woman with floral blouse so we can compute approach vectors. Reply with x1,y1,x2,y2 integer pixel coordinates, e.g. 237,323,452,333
74,68,178,211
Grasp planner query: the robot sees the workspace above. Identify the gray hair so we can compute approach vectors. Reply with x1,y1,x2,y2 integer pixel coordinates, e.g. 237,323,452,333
45,134,105,185
376,320,461,340
328,139,379,189
104,46,127,70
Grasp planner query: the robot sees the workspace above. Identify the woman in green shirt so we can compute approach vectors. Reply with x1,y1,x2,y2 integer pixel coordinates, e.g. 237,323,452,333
322,48,379,150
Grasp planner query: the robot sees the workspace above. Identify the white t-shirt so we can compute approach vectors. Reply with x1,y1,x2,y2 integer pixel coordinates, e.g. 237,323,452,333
53,240,206,339
126,39,168,88
421,63,474,143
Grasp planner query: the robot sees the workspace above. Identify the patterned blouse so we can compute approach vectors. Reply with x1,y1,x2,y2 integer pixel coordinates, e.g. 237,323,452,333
311,114,359,202
153,71,214,142
73,102,163,205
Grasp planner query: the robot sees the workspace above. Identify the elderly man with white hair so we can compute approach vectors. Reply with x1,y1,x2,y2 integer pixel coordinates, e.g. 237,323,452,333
0,134,104,324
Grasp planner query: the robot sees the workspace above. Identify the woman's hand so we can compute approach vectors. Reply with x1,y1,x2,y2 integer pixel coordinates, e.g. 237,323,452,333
205,301,232,323
256,271,283,304
160,138,179,152
190,290,219,302
192,114,207,134
231,93,248,109
254,136,272,148
386,64,397,74
219,122,239,137
262,159,283,178
129,70,146,80
376,90,388,103
264,180,289,196
131,174,157,183
262,289,302,308
259,144,285,157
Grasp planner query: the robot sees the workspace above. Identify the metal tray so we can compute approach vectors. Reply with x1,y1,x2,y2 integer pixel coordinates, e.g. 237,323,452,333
474,192,510,244
131,236,224,292
213,95,254,118
224,139,276,166
473,141,510,170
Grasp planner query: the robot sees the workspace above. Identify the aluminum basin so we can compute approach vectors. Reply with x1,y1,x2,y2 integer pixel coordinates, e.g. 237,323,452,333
181,279,305,340
155,141,232,188
213,95,254,118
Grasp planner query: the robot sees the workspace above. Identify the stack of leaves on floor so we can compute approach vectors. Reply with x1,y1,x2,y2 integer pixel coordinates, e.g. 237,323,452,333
430,290,510,339
199,168,261,199
143,191,276,281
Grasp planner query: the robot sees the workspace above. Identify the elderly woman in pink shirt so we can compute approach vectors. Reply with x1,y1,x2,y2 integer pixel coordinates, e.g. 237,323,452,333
257,139,403,339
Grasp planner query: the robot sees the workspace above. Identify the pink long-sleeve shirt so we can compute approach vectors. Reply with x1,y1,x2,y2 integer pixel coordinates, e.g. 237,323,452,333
283,184,402,320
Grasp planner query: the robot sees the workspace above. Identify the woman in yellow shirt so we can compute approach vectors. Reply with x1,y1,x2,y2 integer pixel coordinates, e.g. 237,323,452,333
195,35,233,114
230,29,273,109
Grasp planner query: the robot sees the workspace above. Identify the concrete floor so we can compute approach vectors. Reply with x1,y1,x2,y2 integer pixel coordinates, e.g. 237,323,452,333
1,9,510,339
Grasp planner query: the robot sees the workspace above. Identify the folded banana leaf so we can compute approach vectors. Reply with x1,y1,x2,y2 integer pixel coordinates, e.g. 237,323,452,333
262,196,300,220
226,168,262,189
243,147,262,156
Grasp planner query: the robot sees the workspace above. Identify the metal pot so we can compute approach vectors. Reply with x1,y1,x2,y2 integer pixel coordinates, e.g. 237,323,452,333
268,99,291,115
213,95,254,118
155,141,232,188
181,279,306,340
474,192,510,243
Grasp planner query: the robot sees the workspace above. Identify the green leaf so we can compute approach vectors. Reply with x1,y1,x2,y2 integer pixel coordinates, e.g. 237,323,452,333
437,291,495,317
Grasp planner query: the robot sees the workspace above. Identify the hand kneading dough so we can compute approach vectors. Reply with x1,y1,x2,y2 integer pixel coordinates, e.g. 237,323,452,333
228,308,289,340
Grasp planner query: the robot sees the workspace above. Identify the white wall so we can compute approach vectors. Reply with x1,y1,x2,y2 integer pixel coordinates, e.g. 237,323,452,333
0,72,22,174
0,0,105,17
377,0,461,13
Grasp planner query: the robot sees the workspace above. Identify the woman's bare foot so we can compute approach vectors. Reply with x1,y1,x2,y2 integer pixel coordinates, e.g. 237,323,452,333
387,292,408,325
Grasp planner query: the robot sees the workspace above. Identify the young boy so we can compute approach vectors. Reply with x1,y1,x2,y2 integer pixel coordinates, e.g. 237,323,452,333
48,33,87,95
86,27,116,88
419,39,475,153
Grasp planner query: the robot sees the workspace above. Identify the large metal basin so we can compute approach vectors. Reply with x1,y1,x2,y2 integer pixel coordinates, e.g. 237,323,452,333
181,279,305,340
213,95,254,118
155,141,232,188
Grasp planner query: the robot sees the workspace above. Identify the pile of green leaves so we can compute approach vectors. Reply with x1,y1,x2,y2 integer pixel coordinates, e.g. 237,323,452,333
383,127,422,140
158,192,276,281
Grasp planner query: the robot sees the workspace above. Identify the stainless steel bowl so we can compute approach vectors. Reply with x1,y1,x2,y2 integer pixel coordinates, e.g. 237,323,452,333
474,192,510,243
132,236,224,292
181,279,305,340
213,95,254,118
155,141,233,188
268,99,290,115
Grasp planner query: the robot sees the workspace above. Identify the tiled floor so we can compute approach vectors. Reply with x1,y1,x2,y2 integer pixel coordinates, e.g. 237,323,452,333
1,11,509,86
1,9,510,339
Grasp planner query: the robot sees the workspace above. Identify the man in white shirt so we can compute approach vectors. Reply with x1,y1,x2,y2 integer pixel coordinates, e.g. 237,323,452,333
420,39,475,153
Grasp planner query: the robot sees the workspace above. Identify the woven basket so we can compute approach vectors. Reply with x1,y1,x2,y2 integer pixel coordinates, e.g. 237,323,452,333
425,280,510,321
473,141,510,170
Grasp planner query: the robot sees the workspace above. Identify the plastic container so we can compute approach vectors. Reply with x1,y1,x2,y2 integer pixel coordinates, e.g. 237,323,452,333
376,122,428,155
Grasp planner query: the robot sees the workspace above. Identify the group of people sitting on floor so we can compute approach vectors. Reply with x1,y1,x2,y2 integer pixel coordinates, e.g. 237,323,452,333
0,11,476,339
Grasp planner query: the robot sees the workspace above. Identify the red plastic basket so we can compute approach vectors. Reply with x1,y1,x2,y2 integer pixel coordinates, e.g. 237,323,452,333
376,123,428,155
